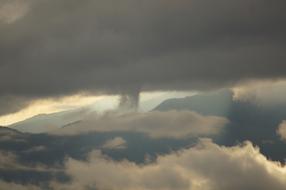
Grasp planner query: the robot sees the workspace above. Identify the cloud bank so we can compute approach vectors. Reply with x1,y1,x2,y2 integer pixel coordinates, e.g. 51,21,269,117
232,80,286,105
51,139,286,190
1,132,286,190
0,0,286,115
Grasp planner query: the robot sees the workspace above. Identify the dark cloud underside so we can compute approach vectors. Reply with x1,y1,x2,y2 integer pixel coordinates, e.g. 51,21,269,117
0,0,286,114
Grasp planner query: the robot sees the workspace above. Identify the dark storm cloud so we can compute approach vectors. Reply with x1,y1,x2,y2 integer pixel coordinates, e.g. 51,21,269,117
0,96,32,116
1,0,286,114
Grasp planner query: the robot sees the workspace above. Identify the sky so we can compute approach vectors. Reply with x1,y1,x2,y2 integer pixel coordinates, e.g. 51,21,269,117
0,91,194,126
0,0,286,117
0,0,286,189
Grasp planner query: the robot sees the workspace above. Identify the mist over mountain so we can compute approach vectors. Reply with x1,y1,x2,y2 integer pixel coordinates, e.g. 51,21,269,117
1,89,286,189
8,89,286,163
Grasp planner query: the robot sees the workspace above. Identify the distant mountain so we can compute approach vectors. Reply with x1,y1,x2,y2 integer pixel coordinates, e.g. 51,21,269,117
0,126,23,136
9,108,91,133
5,89,286,163
0,126,28,144
154,89,233,117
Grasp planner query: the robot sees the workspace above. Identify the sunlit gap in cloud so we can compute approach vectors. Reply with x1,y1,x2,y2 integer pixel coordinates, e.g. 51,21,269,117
0,91,196,126
0,95,117,126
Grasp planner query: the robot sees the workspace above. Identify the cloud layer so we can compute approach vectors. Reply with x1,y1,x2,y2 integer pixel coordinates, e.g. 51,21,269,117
1,127,286,190
0,0,286,114
52,111,228,139
51,139,286,190
232,80,286,105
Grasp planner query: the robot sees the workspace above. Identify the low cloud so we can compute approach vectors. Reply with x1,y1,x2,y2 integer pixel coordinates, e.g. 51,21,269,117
0,151,20,170
52,111,228,139
277,120,286,141
51,139,286,190
0,150,59,172
0,149,63,189
232,80,286,106
102,137,127,150
0,181,40,190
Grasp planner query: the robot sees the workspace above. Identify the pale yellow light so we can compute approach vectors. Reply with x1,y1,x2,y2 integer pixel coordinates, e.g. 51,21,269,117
0,91,195,126
0,95,106,126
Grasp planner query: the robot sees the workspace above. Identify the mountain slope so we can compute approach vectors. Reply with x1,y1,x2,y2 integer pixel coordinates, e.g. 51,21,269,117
9,108,91,133
154,89,233,116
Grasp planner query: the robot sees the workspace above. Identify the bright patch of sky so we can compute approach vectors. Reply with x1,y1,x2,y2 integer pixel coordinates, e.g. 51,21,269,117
0,91,195,126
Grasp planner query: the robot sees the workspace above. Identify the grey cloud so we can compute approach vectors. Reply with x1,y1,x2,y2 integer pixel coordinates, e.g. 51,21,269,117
0,181,40,190
50,139,286,190
0,150,59,172
0,151,51,190
0,0,32,23
0,96,31,116
0,151,20,170
0,0,286,114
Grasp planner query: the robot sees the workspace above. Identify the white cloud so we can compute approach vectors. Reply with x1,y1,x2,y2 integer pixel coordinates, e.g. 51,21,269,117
102,137,127,150
277,120,286,141
50,139,286,190
52,111,228,139
232,79,286,105
23,145,46,153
